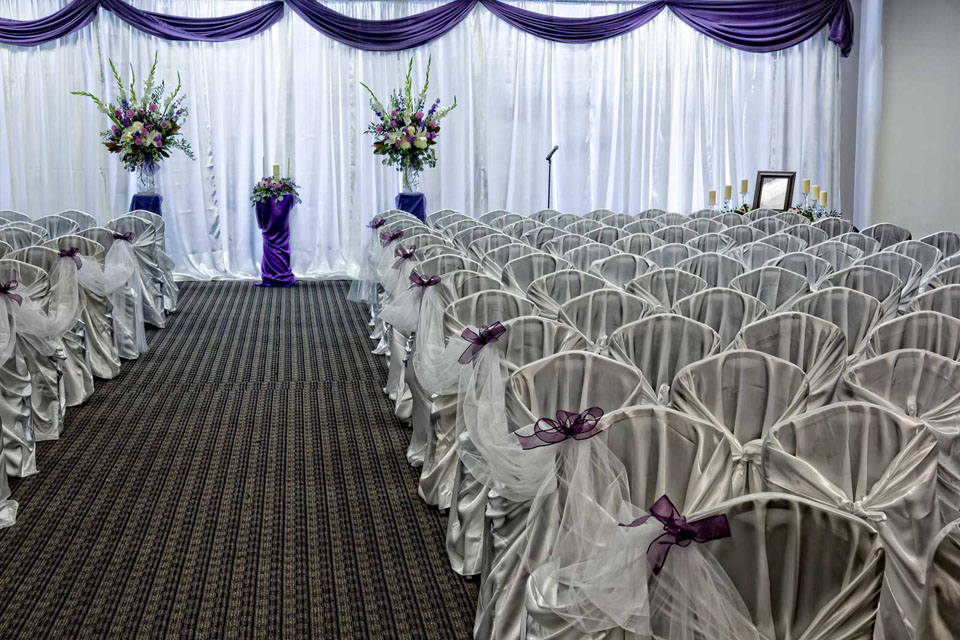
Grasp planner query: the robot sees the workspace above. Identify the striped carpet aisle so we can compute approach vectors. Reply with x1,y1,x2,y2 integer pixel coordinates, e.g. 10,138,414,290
0,281,478,639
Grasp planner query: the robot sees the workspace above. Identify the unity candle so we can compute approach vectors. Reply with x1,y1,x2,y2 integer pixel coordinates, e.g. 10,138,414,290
262,156,266,177
740,179,748,194
802,179,810,194
724,185,732,200
812,185,820,200
273,164,280,180
708,190,717,205
820,191,828,207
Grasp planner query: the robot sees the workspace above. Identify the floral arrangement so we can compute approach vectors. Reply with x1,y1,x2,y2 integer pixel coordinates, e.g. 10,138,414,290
720,202,752,215
251,176,302,205
790,202,841,222
361,57,457,176
72,52,195,173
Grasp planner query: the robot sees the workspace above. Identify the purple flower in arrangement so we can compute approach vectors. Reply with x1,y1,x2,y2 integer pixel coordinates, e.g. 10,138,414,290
391,109,398,116
111,125,119,133
134,136,143,146
161,120,169,129
154,135,163,147
122,118,131,126
140,127,148,136
415,111,424,120
115,108,122,117
426,132,435,140
389,120,397,128
148,103,158,111
375,125,383,133
430,120,438,128
125,109,134,118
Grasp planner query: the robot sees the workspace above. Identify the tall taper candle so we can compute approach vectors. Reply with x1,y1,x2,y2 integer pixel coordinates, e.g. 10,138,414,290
287,158,290,178
724,185,732,200
740,179,748,194
812,185,820,200
708,190,717,205
802,179,810,194
262,156,266,177
820,190,828,207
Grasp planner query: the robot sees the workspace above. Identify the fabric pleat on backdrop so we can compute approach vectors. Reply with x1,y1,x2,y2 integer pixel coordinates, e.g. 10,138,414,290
0,0,841,280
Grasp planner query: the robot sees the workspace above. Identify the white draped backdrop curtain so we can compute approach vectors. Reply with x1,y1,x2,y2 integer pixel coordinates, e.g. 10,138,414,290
0,0,842,279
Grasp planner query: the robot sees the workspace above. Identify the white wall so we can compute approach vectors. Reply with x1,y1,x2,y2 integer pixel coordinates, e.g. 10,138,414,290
872,0,960,235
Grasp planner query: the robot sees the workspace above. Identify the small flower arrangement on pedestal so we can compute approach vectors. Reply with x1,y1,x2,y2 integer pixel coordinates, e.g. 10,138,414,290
790,202,841,222
361,57,458,193
720,202,752,215
251,176,301,205
72,52,195,194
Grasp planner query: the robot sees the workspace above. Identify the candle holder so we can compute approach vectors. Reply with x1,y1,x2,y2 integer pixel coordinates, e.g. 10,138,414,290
739,191,749,209
721,197,734,213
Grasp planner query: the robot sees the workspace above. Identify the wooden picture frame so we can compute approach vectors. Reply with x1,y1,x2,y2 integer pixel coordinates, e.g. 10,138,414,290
753,171,796,211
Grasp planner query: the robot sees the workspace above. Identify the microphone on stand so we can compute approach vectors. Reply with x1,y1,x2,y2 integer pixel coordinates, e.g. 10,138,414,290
546,145,559,208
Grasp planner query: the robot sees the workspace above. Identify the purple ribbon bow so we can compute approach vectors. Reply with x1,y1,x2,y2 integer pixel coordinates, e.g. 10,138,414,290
113,231,135,242
0,281,22,306
58,247,82,269
621,495,730,575
392,244,417,269
408,272,441,289
381,229,404,247
368,217,386,229
517,407,604,450
458,322,507,364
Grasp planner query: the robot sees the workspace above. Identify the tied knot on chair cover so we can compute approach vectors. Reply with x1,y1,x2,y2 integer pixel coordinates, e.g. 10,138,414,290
622,495,731,575
838,498,887,522
732,441,764,466
112,231,135,242
458,321,506,364
517,407,604,450
58,247,82,269
408,272,440,289
391,244,417,268
0,281,22,305
367,217,386,229
381,229,404,246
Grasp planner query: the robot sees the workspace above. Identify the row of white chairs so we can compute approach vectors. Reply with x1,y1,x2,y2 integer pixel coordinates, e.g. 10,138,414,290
353,206,960,639
0,208,179,529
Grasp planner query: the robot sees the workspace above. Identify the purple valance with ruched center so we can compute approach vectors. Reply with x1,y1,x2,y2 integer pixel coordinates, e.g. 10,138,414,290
0,0,854,57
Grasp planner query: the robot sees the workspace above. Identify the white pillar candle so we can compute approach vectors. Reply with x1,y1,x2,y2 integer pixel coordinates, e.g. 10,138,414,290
262,156,266,178
820,190,828,207
708,190,717,205
724,185,732,200
812,185,820,200
273,163,280,180
802,179,810,194
740,179,748,194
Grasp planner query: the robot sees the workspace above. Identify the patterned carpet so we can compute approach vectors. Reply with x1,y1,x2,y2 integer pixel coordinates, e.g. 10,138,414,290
0,281,478,639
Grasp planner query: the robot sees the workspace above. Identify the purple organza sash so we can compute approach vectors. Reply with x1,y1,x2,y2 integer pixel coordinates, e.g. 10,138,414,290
0,281,22,306
382,229,404,247
622,494,730,574
408,272,441,289
517,407,604,450
58,247,83,269
458,322,506,364
392,244,417,269
113,231,135,242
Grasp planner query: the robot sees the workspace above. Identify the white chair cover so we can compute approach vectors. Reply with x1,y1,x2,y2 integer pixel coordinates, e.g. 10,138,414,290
749,217,788,236
0,210,30,224
671,350,809,494
585,226,628,246
652,225,697,246
626,268,707,311
783,223,828,248
635,208,667,220
921,231,960,259
478,209,511,225
542,234,592,257
563,243,618,272
889,240,943,289
558,289,654,353
806,240,863,272
467,233,514,262
613,232,663,256
0,241,11,258
476,350,651,640
865,310,960,361
501,253,569,298
688,208,719,219
589,253,657,289
716,212,750,227
721,225,765,248
622,219,663,235
730,240,784,269
1,221,48,240
609,314,721,402
733,312,846,407
773,211,809,227
655,212,687,226
729,266,810,313
676,253,745,289
916,519,960,638
106,215,166,328
490,213,525,230
909,284,960,319
0,228,42,250
453,224,499,251
564,219,605,235
426,209,459,226
769,251,833,288
686,232,736,255
672,288,765,348
934,265,960,287
35,215,80,239
480,242,539,279
504,218,542,241
839,349,960,525
583,209,617,222
683,218,726,235
526,269,609,320
644,243,701,269
551,213,581,229
790,287,882,362
837,231,881,256
862,222,912,249
823,264,902,321
127,209,178,313
524,225,568,249
812,216,854,238
763,401,940,639
760,232,808,254
600,213,633,229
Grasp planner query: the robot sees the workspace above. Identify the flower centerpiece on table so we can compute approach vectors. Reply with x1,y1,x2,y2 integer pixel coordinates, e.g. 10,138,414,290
250,176,302,205
790,202,841,222
72,52,195,194
361,57,457,193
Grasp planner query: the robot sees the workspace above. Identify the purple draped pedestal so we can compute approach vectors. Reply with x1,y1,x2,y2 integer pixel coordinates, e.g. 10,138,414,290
130,193,162,216
395,192,427,222
255,194,296,287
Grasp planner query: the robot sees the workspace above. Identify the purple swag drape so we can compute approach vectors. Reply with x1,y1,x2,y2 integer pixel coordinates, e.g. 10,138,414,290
1,0,854,56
